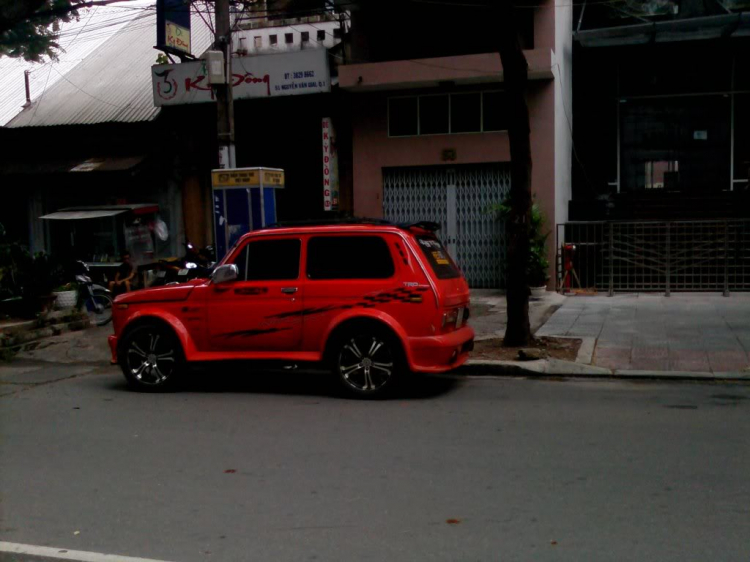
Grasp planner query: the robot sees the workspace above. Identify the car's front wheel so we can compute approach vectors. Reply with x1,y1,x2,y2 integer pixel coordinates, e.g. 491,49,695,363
332,328,403,398
119,323,184,391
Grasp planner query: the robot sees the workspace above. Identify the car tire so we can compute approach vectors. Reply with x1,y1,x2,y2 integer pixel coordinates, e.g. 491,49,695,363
119,322,185,392
330,326,403,399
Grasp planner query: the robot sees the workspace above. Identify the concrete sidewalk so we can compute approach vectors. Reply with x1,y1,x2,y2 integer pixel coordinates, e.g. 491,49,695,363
469,289,565,340
537,293,750,374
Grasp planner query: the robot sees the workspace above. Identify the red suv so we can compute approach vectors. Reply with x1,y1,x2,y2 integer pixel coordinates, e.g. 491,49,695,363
109,221,474,397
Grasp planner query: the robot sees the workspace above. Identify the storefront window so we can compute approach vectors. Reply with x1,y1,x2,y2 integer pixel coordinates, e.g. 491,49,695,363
450,93,481,133
419,95,449,135
388,97,418,137
388,91,506,137
734,93,750,188
644,160,678,189
482,91,507,132
620,96,730,192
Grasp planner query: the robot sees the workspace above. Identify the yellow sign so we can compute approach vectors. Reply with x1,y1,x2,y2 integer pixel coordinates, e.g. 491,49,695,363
262,169,284,187
166,22,191,53
211,168,285,188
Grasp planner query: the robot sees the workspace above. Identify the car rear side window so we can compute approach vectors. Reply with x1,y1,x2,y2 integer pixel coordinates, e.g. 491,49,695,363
307,236,395,279
415,236,460,279
232,239,301,281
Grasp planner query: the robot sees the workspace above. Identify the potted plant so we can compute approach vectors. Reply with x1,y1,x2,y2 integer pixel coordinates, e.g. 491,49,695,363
53,282,77,310
527,204,550,297
490,198,550,297
14,252,64,316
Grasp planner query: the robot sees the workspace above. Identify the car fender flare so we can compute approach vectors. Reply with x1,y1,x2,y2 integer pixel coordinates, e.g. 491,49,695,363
119,309,199,359
322,309,415,369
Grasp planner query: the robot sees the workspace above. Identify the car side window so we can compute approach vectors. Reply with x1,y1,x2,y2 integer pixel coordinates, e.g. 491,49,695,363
306,236,395,279
231,239,301,281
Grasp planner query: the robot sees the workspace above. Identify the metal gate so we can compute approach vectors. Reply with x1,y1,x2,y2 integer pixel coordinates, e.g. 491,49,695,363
383,164,510,288
556,220,750,293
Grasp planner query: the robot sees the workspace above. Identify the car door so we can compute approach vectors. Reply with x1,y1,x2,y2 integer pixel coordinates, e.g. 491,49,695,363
208,236,303,352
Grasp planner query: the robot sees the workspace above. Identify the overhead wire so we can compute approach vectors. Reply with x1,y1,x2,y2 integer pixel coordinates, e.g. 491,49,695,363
29,4,104,118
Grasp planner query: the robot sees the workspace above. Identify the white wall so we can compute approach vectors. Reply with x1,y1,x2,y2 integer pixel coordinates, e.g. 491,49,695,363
553,2,574,227
234,20,343,55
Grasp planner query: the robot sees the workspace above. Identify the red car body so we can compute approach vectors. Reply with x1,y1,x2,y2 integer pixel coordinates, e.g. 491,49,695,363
109,223,474,389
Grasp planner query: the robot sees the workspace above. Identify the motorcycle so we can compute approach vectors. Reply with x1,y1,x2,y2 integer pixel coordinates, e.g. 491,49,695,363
150,244,215,287
73,261,113,326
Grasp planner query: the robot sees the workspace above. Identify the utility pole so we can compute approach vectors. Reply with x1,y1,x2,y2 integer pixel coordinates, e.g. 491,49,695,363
214,0,236,168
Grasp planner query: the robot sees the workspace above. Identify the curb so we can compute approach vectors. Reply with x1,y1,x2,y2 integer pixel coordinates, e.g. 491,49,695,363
460,358,750,382
0,317,91,362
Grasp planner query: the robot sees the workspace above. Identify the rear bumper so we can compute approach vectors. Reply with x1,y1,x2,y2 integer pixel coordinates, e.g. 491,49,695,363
406,325,475,373
108,335,118,365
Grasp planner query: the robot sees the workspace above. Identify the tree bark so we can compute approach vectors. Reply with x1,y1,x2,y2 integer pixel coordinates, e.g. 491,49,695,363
493,1,533,347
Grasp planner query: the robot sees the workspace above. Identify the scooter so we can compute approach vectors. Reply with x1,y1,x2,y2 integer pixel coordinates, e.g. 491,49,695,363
73,261,113,326
151,244,216,287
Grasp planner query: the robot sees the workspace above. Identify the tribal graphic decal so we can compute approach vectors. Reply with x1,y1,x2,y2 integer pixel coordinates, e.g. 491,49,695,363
217,286,430,340
264,286,430,319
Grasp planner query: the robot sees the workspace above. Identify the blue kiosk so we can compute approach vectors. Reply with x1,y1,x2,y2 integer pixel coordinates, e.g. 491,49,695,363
211,167,284,259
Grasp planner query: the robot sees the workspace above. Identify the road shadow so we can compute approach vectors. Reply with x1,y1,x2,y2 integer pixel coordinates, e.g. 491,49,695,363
105,362,464,401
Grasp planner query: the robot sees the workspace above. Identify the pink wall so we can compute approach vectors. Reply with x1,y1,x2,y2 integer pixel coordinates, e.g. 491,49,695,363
352,83,556,222
351,80,557,286
339,50,554,91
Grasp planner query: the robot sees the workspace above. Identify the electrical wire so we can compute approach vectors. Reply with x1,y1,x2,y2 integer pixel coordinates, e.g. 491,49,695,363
29,4,105,118
50,63,131,108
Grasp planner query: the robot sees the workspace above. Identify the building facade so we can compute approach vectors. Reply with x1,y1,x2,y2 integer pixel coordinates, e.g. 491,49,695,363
336,0,573,288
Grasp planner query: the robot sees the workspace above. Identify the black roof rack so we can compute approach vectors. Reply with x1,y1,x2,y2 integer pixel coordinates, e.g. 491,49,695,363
268,217,394,229
402,221,441,232
267,217,441,232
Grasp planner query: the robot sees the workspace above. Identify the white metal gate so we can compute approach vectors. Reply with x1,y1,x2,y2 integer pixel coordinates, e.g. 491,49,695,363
383,164,510,288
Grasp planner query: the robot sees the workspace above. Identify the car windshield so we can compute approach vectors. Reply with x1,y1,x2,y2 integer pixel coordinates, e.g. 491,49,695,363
415,235,460,279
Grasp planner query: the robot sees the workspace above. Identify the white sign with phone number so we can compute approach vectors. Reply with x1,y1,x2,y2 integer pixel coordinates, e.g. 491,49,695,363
153,49,330,106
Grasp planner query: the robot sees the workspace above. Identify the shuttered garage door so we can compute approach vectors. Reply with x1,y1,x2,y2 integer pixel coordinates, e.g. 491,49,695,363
383,164,510,288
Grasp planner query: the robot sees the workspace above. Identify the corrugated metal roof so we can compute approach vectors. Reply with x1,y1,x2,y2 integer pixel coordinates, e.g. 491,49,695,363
6,9,213,128
0,4,150,126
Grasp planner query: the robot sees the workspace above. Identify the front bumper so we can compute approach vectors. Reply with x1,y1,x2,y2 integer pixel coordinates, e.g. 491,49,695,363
406,325,475,373
108,335,118,365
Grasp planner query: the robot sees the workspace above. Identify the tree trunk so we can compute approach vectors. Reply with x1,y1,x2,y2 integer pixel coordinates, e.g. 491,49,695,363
493,1,533,347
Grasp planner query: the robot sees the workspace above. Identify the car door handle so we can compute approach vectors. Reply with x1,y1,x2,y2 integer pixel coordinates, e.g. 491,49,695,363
281,287,298,294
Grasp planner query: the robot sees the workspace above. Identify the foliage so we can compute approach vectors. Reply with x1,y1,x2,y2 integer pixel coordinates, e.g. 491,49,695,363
0,0,82,61
491,199,550,287
0,224,66,315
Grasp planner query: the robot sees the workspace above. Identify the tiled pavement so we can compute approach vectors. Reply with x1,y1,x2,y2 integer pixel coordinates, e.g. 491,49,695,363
536,293,750,373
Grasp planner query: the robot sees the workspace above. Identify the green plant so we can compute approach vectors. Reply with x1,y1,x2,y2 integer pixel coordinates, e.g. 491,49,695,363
489,199,550,287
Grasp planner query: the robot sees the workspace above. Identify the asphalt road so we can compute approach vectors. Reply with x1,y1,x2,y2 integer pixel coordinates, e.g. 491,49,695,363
1,363,749,562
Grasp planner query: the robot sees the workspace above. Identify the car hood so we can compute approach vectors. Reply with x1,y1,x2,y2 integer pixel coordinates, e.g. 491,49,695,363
114,280,204,304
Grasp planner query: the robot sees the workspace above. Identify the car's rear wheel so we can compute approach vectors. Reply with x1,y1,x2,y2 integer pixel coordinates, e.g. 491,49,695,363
332,328,402,398
119,323,184,391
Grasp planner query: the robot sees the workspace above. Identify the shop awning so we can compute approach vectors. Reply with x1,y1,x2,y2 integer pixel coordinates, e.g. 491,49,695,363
40,204,159,220
3,155,147,175
575,13,750,47
40,209,128,220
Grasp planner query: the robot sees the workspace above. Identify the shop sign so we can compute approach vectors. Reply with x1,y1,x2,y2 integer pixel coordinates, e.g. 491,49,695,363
211,167,285,189
153,49,330,106
157,0,192,55
322,117,339,211
166,22,190,53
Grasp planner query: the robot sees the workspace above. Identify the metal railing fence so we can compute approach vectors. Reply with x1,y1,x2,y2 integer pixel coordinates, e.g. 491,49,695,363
556,220,750,294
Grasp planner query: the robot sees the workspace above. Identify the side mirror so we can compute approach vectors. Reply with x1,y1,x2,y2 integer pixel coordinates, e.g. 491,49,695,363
211,264,238,285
